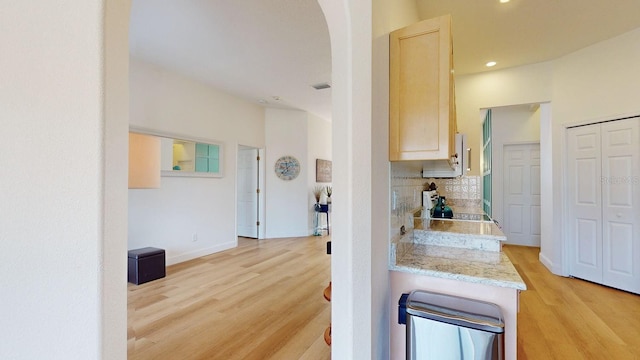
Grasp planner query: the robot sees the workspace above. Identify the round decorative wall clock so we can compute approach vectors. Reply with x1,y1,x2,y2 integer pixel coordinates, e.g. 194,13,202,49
274,155,300,180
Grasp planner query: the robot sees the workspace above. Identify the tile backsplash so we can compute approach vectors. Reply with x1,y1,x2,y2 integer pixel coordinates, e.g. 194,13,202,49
423,176,482,207
390,174,425,231
390,165,482,228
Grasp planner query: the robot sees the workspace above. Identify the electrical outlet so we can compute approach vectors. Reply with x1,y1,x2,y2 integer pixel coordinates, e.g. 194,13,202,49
192,233,198,242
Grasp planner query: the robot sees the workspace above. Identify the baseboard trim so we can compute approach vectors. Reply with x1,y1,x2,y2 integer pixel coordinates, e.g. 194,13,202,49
539,251,564,276
166,241,237,266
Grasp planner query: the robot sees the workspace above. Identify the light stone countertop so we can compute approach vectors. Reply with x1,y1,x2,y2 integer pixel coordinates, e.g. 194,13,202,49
390,206,526,290
390,239,526,290
449,206,487,216
414,218,506,240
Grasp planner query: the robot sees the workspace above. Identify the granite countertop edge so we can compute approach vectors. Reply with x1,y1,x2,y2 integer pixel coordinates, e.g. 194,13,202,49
414,228,507,242
389,263,527,291
414,221,507,241
389,230,527,291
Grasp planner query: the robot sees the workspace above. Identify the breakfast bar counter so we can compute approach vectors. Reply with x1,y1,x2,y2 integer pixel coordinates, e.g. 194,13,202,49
389,214,526,360
392,240,526,290
414,217,506,238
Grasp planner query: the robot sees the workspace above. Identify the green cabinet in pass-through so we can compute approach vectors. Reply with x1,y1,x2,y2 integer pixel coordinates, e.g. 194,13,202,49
195,143,220,173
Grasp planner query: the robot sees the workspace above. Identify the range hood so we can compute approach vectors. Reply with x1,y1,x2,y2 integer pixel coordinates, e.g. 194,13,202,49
422,134,467,178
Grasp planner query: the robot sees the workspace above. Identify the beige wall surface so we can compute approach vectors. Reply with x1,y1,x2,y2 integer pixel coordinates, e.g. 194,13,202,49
372,0,421,358
264,109,310,238
452,26,640,275
455,61,553,177
544,26,640,274
0,1,129,359
128,58,266,265
489,104,541,230
319,0,375,358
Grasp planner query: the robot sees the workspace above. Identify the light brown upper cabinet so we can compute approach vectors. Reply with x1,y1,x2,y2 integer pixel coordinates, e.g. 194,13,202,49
389,15,457,161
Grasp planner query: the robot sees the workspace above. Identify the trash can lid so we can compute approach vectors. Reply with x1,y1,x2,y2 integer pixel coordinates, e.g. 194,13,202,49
406,290,504,334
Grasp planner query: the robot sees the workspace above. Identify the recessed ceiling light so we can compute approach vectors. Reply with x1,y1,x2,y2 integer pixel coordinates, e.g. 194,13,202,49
486,61,497,67
500,0,510,3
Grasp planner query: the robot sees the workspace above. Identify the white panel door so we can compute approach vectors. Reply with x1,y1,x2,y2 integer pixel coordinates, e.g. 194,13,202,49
567,125,603,283
600,118,640,293
237,147,259,238
503,143,541,246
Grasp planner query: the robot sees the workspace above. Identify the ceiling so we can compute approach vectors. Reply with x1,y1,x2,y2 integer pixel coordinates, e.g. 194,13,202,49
130,0,332,119
417,0,640,76
130,0,640,121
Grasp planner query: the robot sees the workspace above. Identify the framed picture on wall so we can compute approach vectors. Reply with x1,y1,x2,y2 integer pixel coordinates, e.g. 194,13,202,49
316,159,332,183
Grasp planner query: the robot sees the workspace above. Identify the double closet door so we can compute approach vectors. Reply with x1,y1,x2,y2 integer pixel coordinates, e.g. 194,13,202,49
567,117,640,294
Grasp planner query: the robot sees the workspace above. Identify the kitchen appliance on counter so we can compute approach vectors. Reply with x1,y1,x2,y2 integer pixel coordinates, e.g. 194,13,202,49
432,196,453,219
422,133,468,178
421,190,437,219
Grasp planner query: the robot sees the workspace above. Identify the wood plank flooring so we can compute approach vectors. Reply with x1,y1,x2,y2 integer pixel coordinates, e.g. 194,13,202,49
129,239,640,359
503,245,640,359
128,236,331,360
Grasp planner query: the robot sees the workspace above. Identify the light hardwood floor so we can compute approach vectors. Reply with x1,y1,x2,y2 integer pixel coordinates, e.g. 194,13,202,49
129,239,640,359
128,236,331,360
503,245,640,359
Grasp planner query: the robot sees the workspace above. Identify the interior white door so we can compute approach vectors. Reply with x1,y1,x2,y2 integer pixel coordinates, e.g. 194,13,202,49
567,125,603,283
600,118,640,293
503,143,541,246
237,147,259,238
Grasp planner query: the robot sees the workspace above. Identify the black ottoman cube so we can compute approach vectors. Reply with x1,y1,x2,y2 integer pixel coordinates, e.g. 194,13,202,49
128,247,166,285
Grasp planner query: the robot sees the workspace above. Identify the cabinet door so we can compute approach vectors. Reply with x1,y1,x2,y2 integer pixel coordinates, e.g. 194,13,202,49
195,143,220,173
195,143,209,172
389,15,453,161
568,117,640,294
567,125,603,284
600,118,640,294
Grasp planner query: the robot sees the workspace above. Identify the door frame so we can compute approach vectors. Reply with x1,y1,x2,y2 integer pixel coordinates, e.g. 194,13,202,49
492,140,540,232
501,142,541,247
236,145,266,239
565,124,603,283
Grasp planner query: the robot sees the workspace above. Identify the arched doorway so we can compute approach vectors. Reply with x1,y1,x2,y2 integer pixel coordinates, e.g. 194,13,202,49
107,0,375,358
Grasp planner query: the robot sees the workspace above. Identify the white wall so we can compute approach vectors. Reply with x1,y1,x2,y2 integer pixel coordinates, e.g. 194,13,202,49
264,109,310,238
547,27,640,275
0,1,128,359
318,0,376,357
371,1,420,359
129,176,239,264
130,58,265,147
103,3,130,357
455,27,640,276
0,1,370,359
552,27,640,124
456,61,553,177
128,58,265,265
490,104,541,230
455,62,553,275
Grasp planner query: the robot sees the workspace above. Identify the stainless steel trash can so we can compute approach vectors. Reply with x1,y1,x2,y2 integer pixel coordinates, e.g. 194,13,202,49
406,290,504,360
